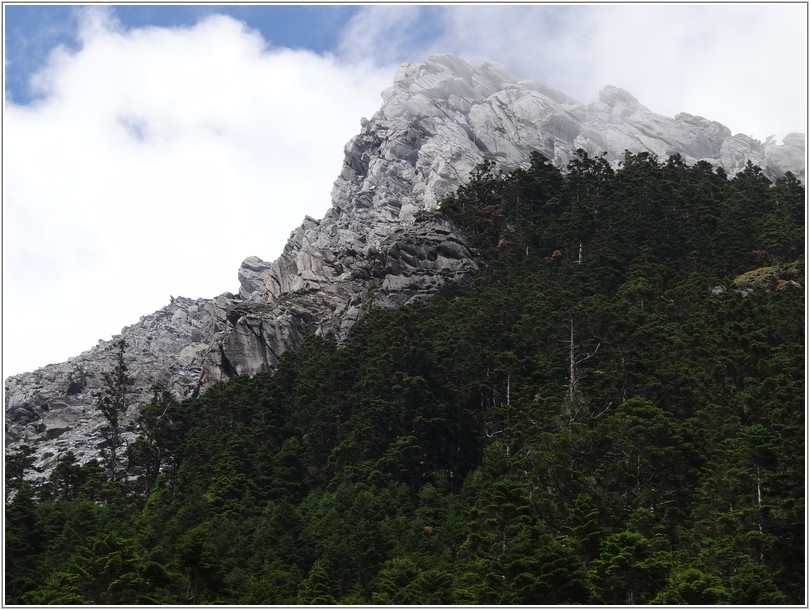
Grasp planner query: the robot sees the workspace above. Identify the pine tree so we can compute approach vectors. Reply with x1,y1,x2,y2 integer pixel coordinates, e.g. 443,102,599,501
95,339,134,481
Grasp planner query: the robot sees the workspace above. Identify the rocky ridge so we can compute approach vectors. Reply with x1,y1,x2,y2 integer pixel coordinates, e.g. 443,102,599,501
5,54,805,477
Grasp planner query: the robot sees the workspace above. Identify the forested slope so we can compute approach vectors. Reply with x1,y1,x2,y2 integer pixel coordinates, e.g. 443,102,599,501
6,151,804,605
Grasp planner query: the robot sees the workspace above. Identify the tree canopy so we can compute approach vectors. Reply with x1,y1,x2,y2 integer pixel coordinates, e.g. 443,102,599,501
6,151,804,604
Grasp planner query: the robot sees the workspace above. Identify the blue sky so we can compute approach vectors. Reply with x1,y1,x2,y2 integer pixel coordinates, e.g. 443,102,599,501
5,5,349,102
10,3,804,129
5,4,445,103
3,3,807,377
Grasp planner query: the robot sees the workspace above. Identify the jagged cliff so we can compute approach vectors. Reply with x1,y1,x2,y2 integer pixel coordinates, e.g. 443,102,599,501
5,54,805,476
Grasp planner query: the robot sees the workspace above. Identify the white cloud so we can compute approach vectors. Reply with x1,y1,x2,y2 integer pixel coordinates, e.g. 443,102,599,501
357,4,806,141
5,4,806,377
568,4,807,141
338,5,425,65
4,8,395,376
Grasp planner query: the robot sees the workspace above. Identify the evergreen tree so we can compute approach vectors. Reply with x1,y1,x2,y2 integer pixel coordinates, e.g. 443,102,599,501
95,339,134,481
6,151,804,604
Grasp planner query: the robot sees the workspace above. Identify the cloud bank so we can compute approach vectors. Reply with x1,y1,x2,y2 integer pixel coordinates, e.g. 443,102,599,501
4,4,806,377
4,8,394,376
342,4,806,141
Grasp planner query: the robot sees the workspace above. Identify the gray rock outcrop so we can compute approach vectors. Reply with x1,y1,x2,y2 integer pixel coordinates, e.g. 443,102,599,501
5,54,804,477
5,295,231,473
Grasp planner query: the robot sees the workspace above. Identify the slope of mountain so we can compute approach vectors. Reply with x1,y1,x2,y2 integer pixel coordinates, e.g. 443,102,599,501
6,139,804,605
4,54,805,476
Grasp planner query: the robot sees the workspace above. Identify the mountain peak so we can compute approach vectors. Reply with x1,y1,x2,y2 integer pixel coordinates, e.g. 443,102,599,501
598,85,642,108
382,54,523,114
5,54,804,477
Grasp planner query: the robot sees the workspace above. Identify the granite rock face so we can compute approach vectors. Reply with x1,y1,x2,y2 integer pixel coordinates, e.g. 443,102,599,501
243,56,803,306
5,217,477,476
5,54,804,477
5,295,233,473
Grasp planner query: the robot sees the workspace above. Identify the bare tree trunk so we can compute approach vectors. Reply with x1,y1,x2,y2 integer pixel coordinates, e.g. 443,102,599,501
506,370,511,407
565,317,600,423
568,317,576,406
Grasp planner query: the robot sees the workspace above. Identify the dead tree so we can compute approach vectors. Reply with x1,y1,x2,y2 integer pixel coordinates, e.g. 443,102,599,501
564,317,600,422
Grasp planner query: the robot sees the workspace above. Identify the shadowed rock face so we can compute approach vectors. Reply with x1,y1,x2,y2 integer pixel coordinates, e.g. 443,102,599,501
5,54,804,477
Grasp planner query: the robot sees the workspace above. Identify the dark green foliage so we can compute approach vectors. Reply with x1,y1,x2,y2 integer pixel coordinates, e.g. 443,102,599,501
95,339,134,481
6,152,803,604
588,529,672,604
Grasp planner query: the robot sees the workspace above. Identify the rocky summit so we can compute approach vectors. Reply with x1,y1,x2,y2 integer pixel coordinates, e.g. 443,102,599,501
5,54,805,477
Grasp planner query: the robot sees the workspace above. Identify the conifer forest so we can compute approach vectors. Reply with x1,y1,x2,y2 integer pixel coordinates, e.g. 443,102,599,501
5,151,805,604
